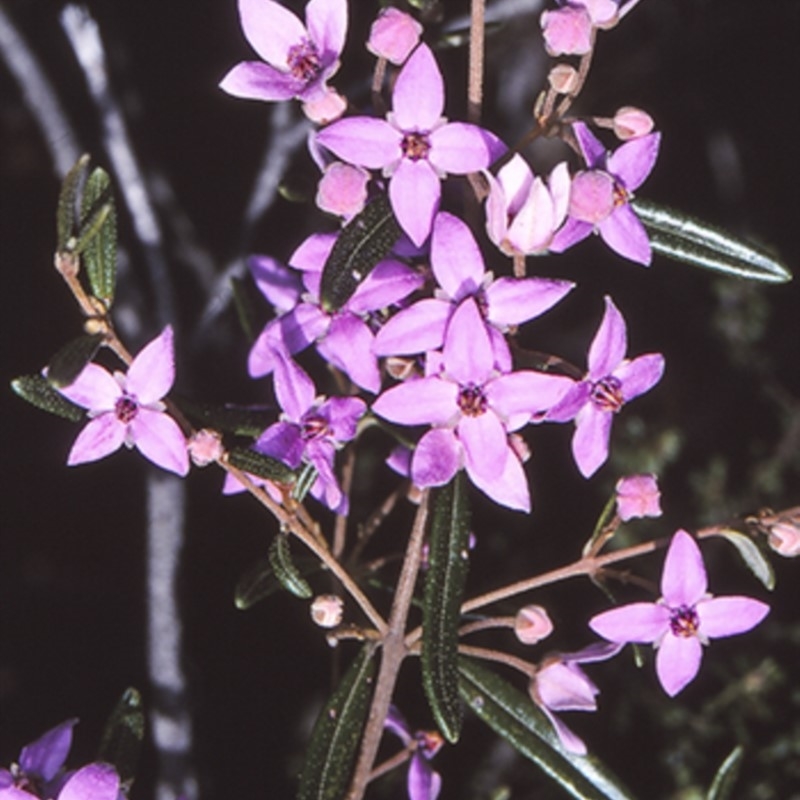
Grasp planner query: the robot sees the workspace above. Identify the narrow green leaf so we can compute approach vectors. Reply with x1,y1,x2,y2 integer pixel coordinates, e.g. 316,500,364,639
231,276,258,344
297,644,377,800
79,167,118,305
177,396,275,438
227,447,296,484
582,493,618,558
707,745,744,800
11,374,85,421
269,533,314,599
632,198,791,283
97,687,145,790
46,332,105,389
458,658,635,800
57,154,90,251
235,555,322,610
320,193,402,312
292,462,319,503
716,529,775,591
422,471,471,743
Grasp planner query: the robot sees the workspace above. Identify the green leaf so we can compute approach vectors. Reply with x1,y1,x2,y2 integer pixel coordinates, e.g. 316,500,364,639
57,154,90,251
320,193,402,312
582,493,618,558
297,644,377,800
422,471,471,743
292,462,319,504
632,198,791,283
46,332,105,389
235,555,322,610
458,658,635,800
707,745,744,800
11,374,85,421
176,396,275,437
227,447,297,484
716,529,775,591
269,533,314,599
79,167,118,305
97,687,145,790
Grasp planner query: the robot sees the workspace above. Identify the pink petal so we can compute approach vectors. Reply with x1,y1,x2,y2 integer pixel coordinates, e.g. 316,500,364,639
545,381,590,423
697,596,769,639
485,277,574,327
302,88,347,124
273,352,315,420
55,363,120,411
535,663,598,712
587,296,627,379
392,44,443,132
126,326,175,403
289,232,337,272
505,177,557,253
429,122,500,174
599,204,652,265
572,404,613,478
319,396,366,442
431,212,485,300
589,602,670,643
58,763,120,800
255,421,304,468
487,371,573,418
443,298,493,385
616,352,665,402
219,61,303,101
466,444,530,511
459,412,508,481
249,255,302,312
607,132,661,191
373,298,451,356
495,153,534,216
412,428,461,487
347,259,424,314
372,378,458,426
660,530,707,606
408,753,441,800
305,0,347,62
389,158,441,247
539,706,587,755
548,216,593,253
67,414,126,465
130,409,189,476
19,719,77,781
655,633,703,697
238,0,306,66
572,121,606,168
316,117,402,169
317,314,380,393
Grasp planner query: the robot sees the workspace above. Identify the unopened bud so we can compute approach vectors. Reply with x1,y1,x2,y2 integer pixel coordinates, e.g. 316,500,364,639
316,162,370,219
767,521,800,558
311,594,344,628
615,474,662,521
612,106,655,140
367,7,423,65
188,429,224,467
514,605,554,645
548,64,580,95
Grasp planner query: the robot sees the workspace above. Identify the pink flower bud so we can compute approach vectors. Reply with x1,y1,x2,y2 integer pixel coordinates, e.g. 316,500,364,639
612,106,655,140
367,8,423,65
541,7,593,56
310,594,344,628
767,521,800,557
514,605,554,644
548,63,580,95
615,474,662,521
316,162,370,219
188,429,224,467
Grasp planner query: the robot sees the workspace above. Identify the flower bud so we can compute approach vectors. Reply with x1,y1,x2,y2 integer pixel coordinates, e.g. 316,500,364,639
367,8,423,65
540,7,593,56
615,474,662,521
767,520,800,557
514,605,554,644
310,594,344,628
612,106,655,140
548,64,579,95
316,162,370,219
188,429,224,467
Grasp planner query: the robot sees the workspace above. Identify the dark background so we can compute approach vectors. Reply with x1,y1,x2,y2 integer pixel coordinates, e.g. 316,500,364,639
2,1,799,798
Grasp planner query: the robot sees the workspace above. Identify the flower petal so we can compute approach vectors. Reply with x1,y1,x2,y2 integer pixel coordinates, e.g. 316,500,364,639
392,44,443,131
273,351,316,420
67,414,126,466
249,255,302,312
429,122,502,174
130,409,189,476
373,298,451,356
55,363,120,411
316,117,402,169
655,632,703,697
389,158,440,247
57,762,120,800
697,596,769,639
347,259,424,314
660,530,707,606
127,326,175,403
572,404,613,478
598,204,652,265
372,378,458,426
572,121,606,168
485,277,574,327
289,232,337,272
412,429,461,487
459,412,508,481
589,602,669,643
305,0,347,63
408,753,441,800
607,132,661,191
19,719,77,782
587,296,627,379
538,706,587,755
487,371,573,418
466,443,530,512
443,298,493,386
219,61,303,101
616,352,665,402
255,421,304,468
535,662,598,712
430,212,485,300
318,396,366,443
238,0,306,66
548,217,593,253
317,314,380,392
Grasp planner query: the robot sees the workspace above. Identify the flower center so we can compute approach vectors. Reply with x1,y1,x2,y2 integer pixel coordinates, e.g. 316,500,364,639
590,376,624,412
302,414,329,441
416,729,445,759
114,394,139,424
401,132,431,161
458,385,488,417
669,604,700,638
287,39,321,83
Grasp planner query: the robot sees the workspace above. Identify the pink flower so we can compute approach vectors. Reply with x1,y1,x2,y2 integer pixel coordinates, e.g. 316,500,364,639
219,0,348,124
53,326,189,476
385,706,444,800
367,7,423,65
541,5,594,56
315,162,370,219
615,473,662,521
514,605,554,645
589,530,770,696
316,44,505,246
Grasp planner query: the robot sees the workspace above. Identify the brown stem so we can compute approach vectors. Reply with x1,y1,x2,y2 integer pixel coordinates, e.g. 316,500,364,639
458,644,537,679
467,0,485,125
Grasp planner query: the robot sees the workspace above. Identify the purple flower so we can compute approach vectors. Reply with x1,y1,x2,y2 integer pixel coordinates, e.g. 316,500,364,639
248,234,423,393
589,530,770,696
219,0,348,124
53,326,189,476
375,212,574,369
615,473,662,521
385,707,444,800
254,350,365,513
546,296,664,478
315,44,505,246
372,298,573,511
550,121,660,265
367,8,422,65
529,642,622,755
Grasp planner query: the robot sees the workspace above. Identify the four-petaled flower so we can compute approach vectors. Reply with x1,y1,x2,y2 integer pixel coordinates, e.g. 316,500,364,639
546,296,664,478
315,43,505,246
53,326,189,477
385,706,444,800
551,121,660,265
220,0,348,124
589,529,770,696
